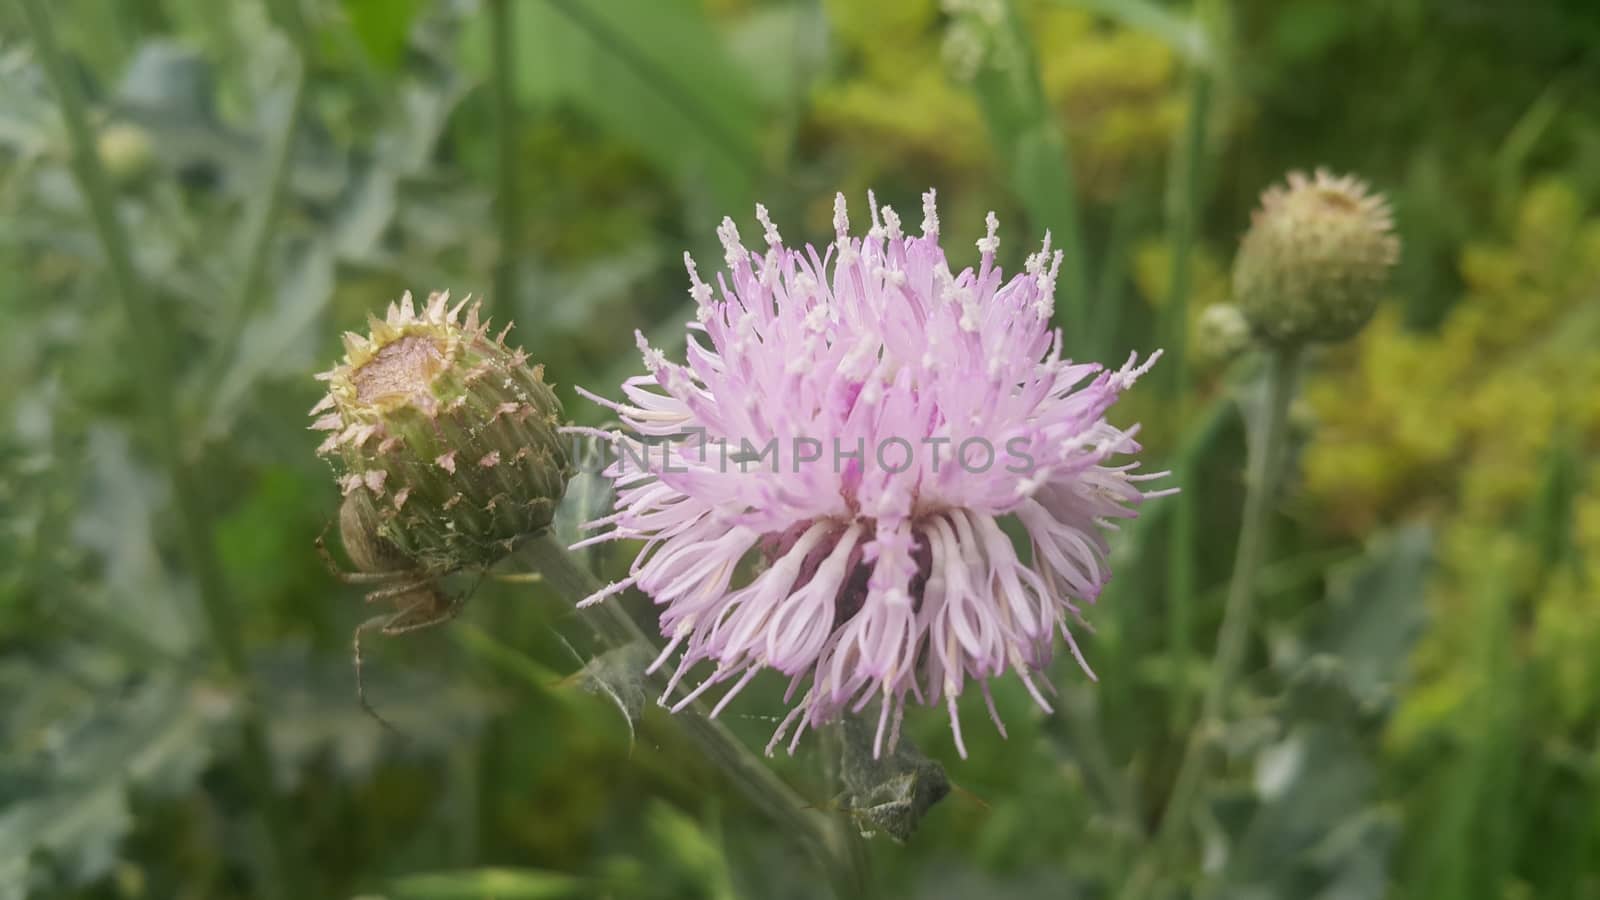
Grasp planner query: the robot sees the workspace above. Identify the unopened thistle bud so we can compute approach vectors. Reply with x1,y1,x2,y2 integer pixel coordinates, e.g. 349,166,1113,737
1233,169,1400,346
310,291,572,573
1194,303,1252,365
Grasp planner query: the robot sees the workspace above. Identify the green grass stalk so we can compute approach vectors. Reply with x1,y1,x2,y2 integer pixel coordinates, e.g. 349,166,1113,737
490,0,520,308
1161,64,1213,729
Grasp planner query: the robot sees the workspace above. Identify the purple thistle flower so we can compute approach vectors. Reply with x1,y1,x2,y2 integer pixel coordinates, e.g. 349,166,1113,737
573,191,1170,758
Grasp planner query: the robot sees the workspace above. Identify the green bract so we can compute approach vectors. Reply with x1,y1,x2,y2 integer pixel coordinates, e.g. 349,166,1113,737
311,291,572,573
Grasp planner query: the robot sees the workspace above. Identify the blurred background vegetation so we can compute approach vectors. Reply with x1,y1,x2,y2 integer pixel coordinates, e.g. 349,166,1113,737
1,0,1597,897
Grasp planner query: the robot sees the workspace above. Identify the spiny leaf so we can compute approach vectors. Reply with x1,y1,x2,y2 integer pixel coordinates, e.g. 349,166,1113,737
255,642,494,786
69,426,195,654
1312,525,1432,706
0,670,221,899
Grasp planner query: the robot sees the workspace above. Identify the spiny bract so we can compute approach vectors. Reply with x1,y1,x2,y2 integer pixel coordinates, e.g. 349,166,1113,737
1234,168,1400,346
311,291,571,574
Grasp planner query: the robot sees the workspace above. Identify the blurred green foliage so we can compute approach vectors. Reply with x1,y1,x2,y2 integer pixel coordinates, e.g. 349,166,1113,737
0,0,1596,898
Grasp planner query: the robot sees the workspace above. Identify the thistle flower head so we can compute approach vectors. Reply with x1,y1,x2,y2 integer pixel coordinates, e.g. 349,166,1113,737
1233,168,1400,346
311,291,571,573
576,192,1168,757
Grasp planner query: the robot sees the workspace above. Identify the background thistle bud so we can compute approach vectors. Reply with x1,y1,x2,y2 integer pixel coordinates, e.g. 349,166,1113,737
1194,303,1253,365
1233,169,1400,346
311,291,572,573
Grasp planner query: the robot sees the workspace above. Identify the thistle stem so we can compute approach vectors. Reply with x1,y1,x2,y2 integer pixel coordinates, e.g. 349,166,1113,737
18,0,299,894
1125,345,1300,899
521,534,866,898
1201,347,1298,741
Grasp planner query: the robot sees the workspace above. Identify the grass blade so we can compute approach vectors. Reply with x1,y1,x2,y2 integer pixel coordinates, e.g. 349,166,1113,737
964,0,1090,342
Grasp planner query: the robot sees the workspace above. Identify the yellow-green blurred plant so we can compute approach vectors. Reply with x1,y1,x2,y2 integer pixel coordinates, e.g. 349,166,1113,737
814,0,990,173
1301,180,1600,741
1132,239,1239,371
1133,239,1230,312
1535,474,1600,729
1034,7,1184,203
813,0,1185,203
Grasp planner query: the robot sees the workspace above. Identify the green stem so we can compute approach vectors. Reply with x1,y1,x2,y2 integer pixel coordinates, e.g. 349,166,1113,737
1125,346,1299,900
489,0,520,307
18,0,299,895
521,534,866,898
1094,395,1230,771
1005,0,1090,339
1090,186,1142,361
1049,407,1236,852
1164,452,1197,727
1159,70,1211,393
1201,347,1296,724
1161,61,1212,729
